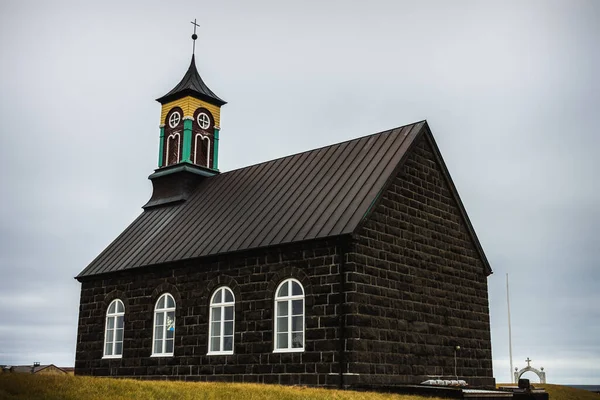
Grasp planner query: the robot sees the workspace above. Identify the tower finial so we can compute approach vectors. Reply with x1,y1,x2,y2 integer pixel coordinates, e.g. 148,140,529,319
191,19,200,55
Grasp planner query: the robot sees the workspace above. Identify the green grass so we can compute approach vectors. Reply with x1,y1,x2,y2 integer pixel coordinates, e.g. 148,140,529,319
2,375,597,400
526,384,599,400
497,383,599,400
0,374,441,400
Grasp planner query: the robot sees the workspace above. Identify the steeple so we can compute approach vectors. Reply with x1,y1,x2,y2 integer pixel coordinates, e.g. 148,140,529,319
156,55,226,106
145,22,226,209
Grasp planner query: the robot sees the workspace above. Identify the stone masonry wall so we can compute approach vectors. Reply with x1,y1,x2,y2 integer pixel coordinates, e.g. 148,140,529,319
344,136,494,387
75,239,344,387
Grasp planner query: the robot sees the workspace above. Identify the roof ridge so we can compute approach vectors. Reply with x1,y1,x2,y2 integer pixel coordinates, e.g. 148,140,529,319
217,120,427,176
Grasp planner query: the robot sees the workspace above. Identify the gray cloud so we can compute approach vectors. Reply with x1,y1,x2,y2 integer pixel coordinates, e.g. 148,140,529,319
0,0,598,384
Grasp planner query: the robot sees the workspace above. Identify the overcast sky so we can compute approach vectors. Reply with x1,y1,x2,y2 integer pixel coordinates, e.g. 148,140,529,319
1,0,598,385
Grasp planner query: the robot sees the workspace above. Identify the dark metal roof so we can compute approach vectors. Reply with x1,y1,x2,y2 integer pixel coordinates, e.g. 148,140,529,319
78,122,425,278
156,55,226,106
77,120,492,278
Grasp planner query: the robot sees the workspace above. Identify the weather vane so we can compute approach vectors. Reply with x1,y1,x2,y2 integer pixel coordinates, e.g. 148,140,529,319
191,19,200,55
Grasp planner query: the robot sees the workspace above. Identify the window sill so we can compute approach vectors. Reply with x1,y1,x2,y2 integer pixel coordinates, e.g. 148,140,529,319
102,355,123,359
273,348,304,353
207,351,234,356
150,353,174,357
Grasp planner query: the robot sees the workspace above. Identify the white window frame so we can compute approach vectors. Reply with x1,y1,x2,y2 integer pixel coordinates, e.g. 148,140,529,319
197,112,211,130
168,111,181,128
152,293,176,357
273,278,305,353
103,299,125,359
207,287,235,355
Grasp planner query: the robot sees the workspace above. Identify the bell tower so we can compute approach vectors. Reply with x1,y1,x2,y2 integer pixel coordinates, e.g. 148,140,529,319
145,20,226,209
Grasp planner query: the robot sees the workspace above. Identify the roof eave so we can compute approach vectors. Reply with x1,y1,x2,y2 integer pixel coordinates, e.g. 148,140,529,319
155,89,227,106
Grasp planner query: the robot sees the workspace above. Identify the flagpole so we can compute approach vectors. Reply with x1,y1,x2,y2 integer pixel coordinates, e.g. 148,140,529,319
507,273,514,383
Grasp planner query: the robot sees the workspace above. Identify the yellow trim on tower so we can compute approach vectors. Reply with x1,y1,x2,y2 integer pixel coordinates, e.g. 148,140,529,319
160,96,221,127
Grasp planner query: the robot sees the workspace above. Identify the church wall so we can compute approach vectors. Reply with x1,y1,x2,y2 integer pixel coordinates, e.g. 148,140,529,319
345,136,495,388
75,238,345,387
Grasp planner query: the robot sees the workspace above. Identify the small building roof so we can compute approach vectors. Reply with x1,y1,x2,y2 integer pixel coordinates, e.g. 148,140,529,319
77,121,491,279
156,55,226,106
6,364,66,374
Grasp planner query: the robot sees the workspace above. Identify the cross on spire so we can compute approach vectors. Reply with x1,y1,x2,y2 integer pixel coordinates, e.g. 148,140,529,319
191,19,200,55
525,357,532,367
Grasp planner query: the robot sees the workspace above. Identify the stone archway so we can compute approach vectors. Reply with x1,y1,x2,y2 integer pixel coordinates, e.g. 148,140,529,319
514,358,546,383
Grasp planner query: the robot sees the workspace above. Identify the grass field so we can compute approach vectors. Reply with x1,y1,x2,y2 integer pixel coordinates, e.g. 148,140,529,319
0,374,440,400
504,383,600,400
0,374,597,400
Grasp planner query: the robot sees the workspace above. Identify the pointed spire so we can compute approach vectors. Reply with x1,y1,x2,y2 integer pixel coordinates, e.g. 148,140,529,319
156,55,226,106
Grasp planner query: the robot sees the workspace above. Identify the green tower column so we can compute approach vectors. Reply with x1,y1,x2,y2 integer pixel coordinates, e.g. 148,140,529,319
213,127,220,170
158,126,165,167
182,118,193,163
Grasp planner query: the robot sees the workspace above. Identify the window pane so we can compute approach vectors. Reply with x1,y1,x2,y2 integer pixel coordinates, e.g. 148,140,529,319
224,336,233,351
292,316,303,332
155,312,164,326
277,333,288,349
292,299,303,316
116,328,123,342
210,337,220,352
166,339,174,354
155,326,163,340
292,332,303,348
157,296,165,309
291,281,303,296
107,317,115,329
278,281,289,297
154,339,162,354
166,295,175,308
166,327,174,339
224,321,233,335
166,312,175,332
116,301,124,313
276,301,288,317
116,316,124,329
212,289,222,304
115,342,123,355
106,342,113,355
224,306,233,321
224,289,233,303
108,302,116,314
212,307,221,322
277,317,288,333
106,329,114,343
211,321,221,336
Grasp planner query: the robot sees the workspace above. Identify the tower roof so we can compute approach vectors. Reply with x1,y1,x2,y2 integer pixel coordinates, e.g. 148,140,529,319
156,55,226,106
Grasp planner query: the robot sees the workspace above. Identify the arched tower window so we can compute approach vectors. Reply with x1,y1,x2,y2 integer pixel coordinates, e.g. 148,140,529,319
191,108,214,168
274,279,304,352
194,134,211,168
153,293,176,356
163,107,183,166
208,287,235,355
104,299,125,358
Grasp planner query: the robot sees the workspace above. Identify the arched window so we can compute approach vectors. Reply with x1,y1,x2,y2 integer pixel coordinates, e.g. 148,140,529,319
165,132,181,166
193,133,211,168
152,293,175,356
274,279,304,352
208,287,235,355
104,299,124,358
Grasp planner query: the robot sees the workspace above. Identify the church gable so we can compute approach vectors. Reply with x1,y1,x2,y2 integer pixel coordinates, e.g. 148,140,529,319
343,132,493,387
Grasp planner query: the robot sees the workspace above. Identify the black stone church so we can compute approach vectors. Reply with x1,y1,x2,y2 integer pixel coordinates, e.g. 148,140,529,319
75,41,495,389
